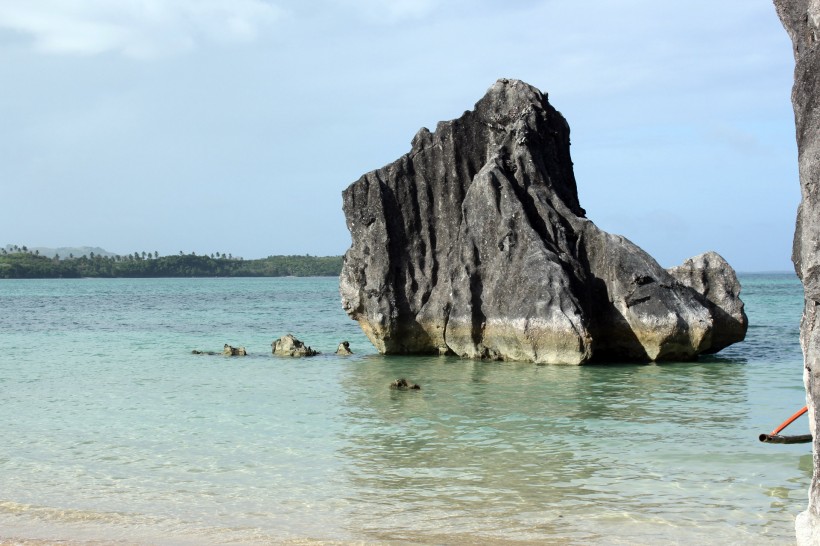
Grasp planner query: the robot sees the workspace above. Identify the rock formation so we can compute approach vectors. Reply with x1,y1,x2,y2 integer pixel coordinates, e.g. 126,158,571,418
390,378,420,390
271,334,319,357
223,344,247,356
336,341,353,355
667,251,748,354
773,1,820,543
340,78,747,364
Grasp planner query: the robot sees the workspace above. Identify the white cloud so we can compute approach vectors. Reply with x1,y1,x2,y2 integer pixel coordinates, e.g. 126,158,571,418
0,0,282,59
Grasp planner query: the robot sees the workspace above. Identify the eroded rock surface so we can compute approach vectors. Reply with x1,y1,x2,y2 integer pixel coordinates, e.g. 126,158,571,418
335,341,353,355
223,344,247,356
667,251,749,354
271,334,319,357
773,1,820,543
340,78,747,364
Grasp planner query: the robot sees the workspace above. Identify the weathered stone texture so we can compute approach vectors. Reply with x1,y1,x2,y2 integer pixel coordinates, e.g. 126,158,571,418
774,1,820,543
271,334,318,357
667,251,749,354
335,341,353,355
341,78,746,364
222,344,247,356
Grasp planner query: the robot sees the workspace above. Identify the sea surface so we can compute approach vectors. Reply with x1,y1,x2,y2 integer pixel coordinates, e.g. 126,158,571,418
0,274,810,545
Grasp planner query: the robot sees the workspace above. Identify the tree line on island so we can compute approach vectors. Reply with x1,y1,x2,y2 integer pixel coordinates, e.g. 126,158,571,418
0,246,343,278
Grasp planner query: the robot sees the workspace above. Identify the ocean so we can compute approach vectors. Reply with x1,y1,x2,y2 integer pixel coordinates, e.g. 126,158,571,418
0,274,810,545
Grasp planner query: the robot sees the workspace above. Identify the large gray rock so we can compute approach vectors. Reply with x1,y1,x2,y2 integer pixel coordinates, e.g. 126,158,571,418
773,1,820,543
340,78,747,364
667,251,749,354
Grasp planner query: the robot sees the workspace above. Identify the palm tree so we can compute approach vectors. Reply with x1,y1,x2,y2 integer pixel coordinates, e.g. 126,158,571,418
142,251,147,260
154,251,158,259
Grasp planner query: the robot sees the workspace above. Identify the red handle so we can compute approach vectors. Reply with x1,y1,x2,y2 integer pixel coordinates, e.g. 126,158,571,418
772,406,808,436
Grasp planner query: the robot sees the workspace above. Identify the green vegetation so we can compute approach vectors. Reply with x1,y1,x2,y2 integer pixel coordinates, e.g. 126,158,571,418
0,249,343,279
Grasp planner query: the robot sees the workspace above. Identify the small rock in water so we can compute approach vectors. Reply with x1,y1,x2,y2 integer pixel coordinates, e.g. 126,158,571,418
191,350,217,355
271,334,319,357
390,378,420,390
223,344,247,356
335,341,353,355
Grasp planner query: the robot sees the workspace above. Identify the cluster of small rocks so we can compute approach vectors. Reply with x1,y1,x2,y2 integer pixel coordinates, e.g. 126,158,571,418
191,335,354,358
190,337,420,391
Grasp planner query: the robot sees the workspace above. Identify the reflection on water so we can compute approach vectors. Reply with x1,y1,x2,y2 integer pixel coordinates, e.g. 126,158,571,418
337,356,801,544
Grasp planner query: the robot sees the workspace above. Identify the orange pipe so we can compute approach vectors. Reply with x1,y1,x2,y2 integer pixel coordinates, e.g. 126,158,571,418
771,406,808,436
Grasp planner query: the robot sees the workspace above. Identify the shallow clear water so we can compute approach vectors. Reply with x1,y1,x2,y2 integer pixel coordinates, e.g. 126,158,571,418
0,274,810,544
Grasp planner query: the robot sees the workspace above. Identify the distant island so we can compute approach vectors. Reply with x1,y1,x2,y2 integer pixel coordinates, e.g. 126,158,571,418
0,246,342,278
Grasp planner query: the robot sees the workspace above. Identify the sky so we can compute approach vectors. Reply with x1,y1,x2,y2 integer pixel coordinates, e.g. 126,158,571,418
0,0,800,271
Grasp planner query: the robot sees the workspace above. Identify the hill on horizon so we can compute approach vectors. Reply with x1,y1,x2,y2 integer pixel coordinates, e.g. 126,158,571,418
3,245,116,259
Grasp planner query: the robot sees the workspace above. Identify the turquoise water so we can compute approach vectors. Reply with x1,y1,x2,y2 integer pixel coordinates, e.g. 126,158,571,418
0,274,810,544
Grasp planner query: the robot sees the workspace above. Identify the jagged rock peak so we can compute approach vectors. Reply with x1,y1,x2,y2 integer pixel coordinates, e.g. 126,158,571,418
340,78,746,364
407,78,584,216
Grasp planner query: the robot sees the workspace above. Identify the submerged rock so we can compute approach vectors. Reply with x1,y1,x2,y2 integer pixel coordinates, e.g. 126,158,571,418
773,1,820,543
223,344,247,356
340,78,747,364
335,341,353,355
390,378,420,390
271,334,319,357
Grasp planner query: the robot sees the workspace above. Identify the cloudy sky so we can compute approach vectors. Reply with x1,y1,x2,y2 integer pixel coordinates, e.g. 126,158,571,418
0,0,798,271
